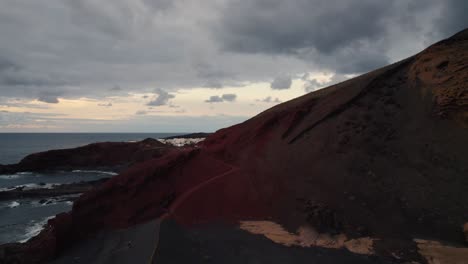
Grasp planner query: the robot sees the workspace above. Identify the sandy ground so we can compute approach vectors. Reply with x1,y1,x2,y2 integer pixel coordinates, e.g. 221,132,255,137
153,220,398,264
48,218,399,264
45,218,468,263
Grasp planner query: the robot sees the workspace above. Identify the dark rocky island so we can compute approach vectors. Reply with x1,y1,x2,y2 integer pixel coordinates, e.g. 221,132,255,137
2,29,468,263
0,138,177,208
0,138,173,175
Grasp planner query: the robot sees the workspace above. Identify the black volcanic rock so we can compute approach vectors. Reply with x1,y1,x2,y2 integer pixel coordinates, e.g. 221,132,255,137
0,138,172,174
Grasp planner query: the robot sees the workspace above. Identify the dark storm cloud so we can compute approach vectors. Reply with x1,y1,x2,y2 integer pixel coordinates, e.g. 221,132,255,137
303,74,350,93
205,94,237,103
303,79,322,93
141,0,175,11
37,92,60,104
0,55,69,103
146,89,175,107
218,0,391,54
1,72,65,87
435,0,468,38
194,62,236,81
0,0,195,102
0,57,19,72
205,95,224,103
271,76,292,90
221,94,237,102
258,96,281,103
0,0,466,106
215,0,396,73
110,85,122,91
203,80,224,89
214,0,466,74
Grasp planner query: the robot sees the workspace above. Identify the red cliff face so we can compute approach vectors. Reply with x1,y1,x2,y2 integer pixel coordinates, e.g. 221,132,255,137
2,29,468,263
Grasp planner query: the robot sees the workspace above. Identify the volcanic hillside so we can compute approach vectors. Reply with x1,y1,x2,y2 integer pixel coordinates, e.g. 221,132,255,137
2,29,468,263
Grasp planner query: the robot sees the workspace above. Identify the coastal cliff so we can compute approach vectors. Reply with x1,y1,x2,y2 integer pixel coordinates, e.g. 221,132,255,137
2,29,468,263
0,138,172,174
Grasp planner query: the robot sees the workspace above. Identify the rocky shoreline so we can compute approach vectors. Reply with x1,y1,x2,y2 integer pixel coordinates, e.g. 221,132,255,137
0,136,206,255
0,178,109,201
0,138,174,175
0,136,205,204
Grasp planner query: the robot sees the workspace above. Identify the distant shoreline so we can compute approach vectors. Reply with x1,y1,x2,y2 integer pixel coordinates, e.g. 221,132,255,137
163,132,212,139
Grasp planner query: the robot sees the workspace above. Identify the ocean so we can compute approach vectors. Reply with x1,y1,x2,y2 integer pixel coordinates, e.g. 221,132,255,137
0,133,181,165
0,133,182,244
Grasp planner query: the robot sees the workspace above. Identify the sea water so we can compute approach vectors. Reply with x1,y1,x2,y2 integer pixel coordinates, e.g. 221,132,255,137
0,133,182,244
0,133,180,165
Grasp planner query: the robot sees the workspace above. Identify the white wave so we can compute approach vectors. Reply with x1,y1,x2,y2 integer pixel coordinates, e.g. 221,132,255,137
72,170,118,176
0,172,36,180
31,198,59,207
30,200,45,207
8,201,20,208
17,172,33,175
0,174,21,180
20,216,54,243
22,183,57,190
0,183,58,192
31,194,79,207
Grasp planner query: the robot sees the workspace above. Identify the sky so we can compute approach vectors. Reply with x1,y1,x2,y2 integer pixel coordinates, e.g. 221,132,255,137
0,0,466,132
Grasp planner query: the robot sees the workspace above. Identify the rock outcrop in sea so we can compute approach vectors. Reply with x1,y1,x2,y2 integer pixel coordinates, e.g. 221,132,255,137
0,138,172,174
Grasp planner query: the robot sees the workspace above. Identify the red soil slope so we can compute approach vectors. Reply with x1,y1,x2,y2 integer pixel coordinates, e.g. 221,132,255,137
2,29,468,263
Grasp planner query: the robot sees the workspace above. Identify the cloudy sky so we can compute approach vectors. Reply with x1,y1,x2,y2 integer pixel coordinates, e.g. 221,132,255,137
0,0,466,132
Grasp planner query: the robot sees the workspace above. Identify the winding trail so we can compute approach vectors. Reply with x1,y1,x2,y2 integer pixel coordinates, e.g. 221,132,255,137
167,164,239,215
149,161,240,263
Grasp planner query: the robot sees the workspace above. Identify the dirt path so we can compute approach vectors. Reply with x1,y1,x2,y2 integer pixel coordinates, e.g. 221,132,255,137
149,162,240,263
167,165,239,214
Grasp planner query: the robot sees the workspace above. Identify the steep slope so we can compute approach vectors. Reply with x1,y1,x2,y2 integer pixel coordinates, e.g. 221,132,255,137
2,29,468,263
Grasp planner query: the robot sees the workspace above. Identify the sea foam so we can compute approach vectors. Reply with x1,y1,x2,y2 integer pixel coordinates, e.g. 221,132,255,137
20,216,54,243
8,201,20,208
72,170,118,176
0,174,21,180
